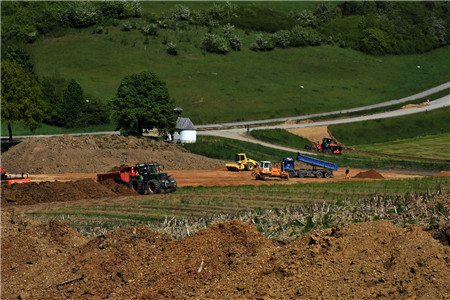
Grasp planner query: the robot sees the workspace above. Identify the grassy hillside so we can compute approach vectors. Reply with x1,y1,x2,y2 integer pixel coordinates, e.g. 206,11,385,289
356,133,450,161
29,25,450,124
330,107,450,146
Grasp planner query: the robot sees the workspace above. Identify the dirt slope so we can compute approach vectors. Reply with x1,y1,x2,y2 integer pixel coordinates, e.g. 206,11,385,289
2,135,224,174
2,210,449,299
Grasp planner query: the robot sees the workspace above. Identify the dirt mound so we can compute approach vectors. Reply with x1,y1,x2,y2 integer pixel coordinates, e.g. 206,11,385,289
434,171,450,177
1,179,136,206
353,169,384,179
2,135,224,174
2,211,449,299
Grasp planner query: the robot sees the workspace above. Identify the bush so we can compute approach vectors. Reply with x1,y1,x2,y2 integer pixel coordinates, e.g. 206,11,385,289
141,23,158,36
252,33,274,51
201,33,228,54
120,21,133,32
272,30,291,48
170,5,190,21
360,28,388,55
290,26,322,47
166,42,178,56
229,35,242,51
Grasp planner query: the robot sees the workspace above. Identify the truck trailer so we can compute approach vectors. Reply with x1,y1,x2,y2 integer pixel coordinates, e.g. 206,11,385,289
282,153,338,178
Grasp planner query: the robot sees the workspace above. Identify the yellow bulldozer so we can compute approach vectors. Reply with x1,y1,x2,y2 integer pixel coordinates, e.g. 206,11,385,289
226,153,259,171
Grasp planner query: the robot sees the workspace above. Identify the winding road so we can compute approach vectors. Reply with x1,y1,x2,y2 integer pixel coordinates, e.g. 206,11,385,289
3,82,449,153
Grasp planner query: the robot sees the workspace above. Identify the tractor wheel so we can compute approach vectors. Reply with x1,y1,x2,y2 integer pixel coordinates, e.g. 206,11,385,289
324,172,332,178
130,178,145,194
146,179,162,194
288,171,295,178
245,163,255,171
315,172,323,178
326,149,332,154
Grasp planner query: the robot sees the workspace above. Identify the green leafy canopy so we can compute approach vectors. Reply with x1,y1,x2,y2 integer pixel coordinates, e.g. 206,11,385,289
110,71,176,136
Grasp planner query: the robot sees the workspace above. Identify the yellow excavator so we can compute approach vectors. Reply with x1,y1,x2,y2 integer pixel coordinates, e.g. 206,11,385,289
225,153,259,171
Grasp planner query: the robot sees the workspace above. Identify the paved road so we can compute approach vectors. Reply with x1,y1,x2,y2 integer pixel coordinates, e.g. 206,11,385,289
197,81,450,129
4,82,449,143
198,94,450,154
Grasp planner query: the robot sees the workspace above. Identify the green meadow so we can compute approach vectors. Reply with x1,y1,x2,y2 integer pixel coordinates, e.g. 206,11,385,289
29,25,450,124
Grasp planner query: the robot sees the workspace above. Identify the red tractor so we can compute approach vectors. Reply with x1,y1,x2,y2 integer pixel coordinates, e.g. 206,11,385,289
97,162,177,195
307,138,343,155
1,166,31,185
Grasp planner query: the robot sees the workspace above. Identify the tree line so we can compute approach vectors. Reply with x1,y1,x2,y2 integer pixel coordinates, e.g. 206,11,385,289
1,46,176,142
2,1,448,56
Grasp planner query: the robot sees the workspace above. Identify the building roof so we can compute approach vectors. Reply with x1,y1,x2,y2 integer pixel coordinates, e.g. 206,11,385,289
176,117,196,130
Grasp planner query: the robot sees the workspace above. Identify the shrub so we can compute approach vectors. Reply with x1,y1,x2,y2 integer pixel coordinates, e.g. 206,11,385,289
360,28,388,55
253,33,274,51
290,26,322,47
229,35,242,51
141,24,158,36
272,30,291,48
223,23,235,39
120,21,133,32
166,42,178,56
201,33,228,54
171,5,190,21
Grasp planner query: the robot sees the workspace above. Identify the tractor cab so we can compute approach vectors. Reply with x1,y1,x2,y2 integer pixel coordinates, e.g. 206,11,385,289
258,161,272,171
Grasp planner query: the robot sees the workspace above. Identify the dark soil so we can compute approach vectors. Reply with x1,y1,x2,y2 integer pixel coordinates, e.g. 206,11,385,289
353,169,385,179
1,179,136,206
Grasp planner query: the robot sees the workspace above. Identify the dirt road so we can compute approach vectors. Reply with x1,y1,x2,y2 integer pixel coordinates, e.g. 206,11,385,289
28,168,426,187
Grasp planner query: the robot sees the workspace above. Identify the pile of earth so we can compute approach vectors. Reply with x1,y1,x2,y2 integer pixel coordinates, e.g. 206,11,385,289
1,179,136,206
2,210,449,299
1,135,224,174
353,169,385,179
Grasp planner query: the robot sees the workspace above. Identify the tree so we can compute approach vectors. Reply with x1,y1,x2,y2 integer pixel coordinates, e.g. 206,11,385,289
1,60,46,143
110,71,176,136
58,79,84,128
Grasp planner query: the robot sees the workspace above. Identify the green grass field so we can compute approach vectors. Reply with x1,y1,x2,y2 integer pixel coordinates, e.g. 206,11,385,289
29,23,450,124
250,128,311,150
356,133,450,161
26,176,449,232
330,107,450,146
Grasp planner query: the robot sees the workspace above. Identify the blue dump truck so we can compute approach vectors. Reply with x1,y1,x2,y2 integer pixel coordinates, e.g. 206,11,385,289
282,153,338,178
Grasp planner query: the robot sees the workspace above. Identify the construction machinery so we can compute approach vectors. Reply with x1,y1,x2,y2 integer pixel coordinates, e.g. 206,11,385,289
226,153,259,171
281,153,338,178
97,162,177,195
306,138,343,154
252,161,289,180
1,166,31,185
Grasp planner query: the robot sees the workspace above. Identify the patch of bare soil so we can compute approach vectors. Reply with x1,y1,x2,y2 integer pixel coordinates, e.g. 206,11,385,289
2,135,224,174
402,102,428,109
287,125,331,143
353,169,385,179
2,211,449,299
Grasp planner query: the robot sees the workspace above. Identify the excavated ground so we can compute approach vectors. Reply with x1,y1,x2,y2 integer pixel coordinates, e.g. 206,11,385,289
2,135,449,298
2,135,224,174
2,210,449,299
